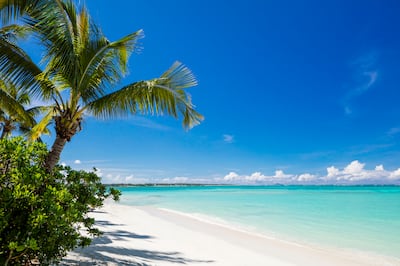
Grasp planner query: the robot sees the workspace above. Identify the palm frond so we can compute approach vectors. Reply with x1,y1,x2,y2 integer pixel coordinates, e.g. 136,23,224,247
16,91,30,105
28,107,54,141
0,24,32,42
86,62,203,129
0,0,41,24
0,38,44,97
75,4,90,55
28,0,76,82
78,30,143,104
26,105,50,116
0,85,35,126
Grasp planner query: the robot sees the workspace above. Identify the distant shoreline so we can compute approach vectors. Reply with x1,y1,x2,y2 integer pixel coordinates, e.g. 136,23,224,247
106,183,400,187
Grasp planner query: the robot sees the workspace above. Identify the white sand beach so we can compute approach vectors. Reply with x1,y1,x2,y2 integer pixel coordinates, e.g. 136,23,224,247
61,201,399,266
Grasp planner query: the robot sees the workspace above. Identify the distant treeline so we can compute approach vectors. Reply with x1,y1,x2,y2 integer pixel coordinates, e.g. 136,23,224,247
105,183,224,187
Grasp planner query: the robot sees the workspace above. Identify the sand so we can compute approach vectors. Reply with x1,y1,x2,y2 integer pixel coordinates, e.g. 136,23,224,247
60,201,399,266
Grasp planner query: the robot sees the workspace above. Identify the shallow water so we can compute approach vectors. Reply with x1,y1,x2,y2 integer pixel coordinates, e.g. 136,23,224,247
117,185,400,260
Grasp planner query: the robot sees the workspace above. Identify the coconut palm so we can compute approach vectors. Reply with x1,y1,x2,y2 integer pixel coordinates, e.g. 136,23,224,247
0,79,47,139
0,20,49,139
0,0,203,171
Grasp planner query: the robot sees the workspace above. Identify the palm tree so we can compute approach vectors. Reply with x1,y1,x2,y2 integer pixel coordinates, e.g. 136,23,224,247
0,79,46,139
0,19,49,139
0,0,203,171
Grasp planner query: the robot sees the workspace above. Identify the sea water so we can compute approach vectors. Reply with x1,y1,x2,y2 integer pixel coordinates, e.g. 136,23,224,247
117,185,400,260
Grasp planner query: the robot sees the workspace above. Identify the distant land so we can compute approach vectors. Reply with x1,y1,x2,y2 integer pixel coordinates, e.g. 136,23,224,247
106,183,399,187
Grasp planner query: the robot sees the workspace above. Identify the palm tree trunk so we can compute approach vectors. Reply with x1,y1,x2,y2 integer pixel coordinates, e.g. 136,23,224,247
0,121,13,139
44,134,67,172
0,128,7,139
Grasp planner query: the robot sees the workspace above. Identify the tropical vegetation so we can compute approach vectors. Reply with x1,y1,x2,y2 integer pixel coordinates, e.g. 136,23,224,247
0,79,48,139
0,0,203,171
0,20,48,140
0,0,202,264
0,137,121,265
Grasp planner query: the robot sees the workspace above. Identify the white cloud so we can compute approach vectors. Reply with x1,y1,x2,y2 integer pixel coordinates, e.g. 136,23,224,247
389,169,400,180
223,134,234,143
247,172,268,182
91,159,400,185
274,170,293,179
297,173,316,182
344,160,365,174
74,159,81,164
224,172,240,181
161,176,214,184
101,173,151,184
222,170,294,184
162,176,189,183
125,175,134,182
220,161,400,185
327,166,339,177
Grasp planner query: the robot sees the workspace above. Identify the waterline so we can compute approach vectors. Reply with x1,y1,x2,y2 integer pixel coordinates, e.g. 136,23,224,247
118,185,400,260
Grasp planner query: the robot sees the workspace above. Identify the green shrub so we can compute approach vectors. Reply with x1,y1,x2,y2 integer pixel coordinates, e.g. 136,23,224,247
0,137,120,265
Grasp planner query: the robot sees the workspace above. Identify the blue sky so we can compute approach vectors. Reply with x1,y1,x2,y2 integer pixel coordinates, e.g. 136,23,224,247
37,1,400,184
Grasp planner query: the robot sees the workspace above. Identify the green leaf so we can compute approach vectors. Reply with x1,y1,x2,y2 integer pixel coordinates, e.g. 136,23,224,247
86,61,203,129
8,241,18,250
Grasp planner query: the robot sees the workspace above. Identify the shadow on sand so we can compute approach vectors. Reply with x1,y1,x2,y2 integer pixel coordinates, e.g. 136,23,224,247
59,220,214,265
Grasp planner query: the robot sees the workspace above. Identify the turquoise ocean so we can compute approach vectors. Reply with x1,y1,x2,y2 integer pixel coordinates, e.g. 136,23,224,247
118,186,400,260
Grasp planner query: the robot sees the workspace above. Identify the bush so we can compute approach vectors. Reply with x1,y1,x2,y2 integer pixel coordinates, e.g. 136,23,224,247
0,137,120,265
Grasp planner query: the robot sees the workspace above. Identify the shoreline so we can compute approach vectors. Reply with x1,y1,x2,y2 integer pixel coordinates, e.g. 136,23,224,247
107,184,400,187
61,201,400,265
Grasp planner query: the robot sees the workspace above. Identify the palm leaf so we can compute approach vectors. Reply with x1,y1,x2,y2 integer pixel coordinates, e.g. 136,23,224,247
30,0,77,82
0,0,41,24
0,85,35,126
0,24,31,42
0,38,44,97
28,106,54,141
26,105,50,117
86,62,203,129
78,30,143,104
